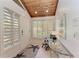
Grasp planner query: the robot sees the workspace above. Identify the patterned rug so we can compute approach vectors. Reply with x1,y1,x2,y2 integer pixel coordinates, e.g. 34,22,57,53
14,44,39,58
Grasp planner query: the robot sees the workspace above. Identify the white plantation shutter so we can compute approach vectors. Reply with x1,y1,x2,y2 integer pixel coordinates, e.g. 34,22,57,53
3,8,13,48
13,13,20,43
3,8,20,49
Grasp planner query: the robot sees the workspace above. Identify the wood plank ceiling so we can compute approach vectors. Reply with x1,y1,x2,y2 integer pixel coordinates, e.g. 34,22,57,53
21,0,58,17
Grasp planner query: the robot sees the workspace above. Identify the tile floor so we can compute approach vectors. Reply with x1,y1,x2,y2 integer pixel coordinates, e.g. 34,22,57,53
18,38,70,58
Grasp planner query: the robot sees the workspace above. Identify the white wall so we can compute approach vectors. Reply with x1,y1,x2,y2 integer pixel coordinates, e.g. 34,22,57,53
0,0,31,57
56,0,79,40
32,16,55,20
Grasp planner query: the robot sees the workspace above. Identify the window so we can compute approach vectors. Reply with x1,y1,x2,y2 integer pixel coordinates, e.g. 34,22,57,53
37,21,43,38
32,20,55,39
32,21,38,38
3,8,20,49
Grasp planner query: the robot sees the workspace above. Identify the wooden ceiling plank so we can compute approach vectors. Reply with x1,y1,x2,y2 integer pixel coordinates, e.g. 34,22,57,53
21,0,58,17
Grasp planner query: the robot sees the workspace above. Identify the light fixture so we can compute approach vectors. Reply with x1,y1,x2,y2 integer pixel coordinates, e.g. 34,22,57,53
35,11,37,14
46,10,48,13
